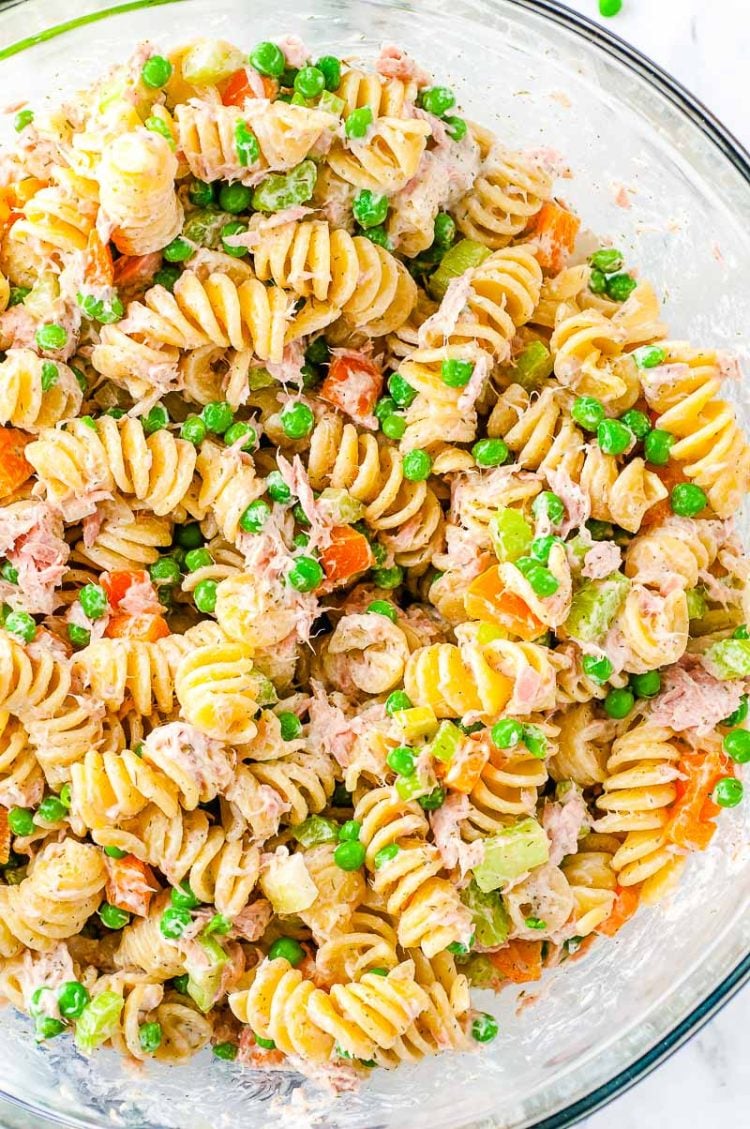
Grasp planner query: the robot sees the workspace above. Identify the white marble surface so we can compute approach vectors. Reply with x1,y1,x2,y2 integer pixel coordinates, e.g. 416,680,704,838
559,9,750,1128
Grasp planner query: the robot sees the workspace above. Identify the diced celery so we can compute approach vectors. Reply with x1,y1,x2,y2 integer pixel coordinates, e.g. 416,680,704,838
23,272,60,318
564,573,630,643
74,991,124,1054
393,706,438,742
247,366,275,390
182,209,233,249
472,817,549,893
395,775,426,802
475,621,506,645
460,880,510,947
686,588,708,619
251,672,278,706
703,638,750,680
259,852,318,913
317,488,365,524
489,508,533,563
428,239,491,300
319,91,345,116
292,815,340,848
458,953,500,989
563,535,590,569
430,720,463,764
187,936,228,1013
181,40,244,85
511,340,554,392
251,160,318,213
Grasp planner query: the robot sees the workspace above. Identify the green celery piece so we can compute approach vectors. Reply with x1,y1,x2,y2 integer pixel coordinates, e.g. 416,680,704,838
74,991,124,1053
460,880,510,947
317,488,365,524
251,672,278,706
319,91,345,116
292,815,341,848
458,953,501,989
187,936,228,1013
430,720,463,763
247,366,275,390
489,508,533,563
182,209,234,249
703,638,750,680
395,774,428,803
564,572,630,643
251,160,318,213
473,817,549,893
511,340,554,392
686,588,708,619
428,238,491,300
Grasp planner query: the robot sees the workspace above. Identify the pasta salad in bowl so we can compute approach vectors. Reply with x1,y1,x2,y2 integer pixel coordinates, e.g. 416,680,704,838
0,2,748,1128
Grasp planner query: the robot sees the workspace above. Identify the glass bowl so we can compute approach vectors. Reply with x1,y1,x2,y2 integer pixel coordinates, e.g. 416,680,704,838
1,1,749,1126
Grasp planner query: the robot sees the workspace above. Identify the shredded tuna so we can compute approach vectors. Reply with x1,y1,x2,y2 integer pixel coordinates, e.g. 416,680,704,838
650,657,748,735
232,899,273,941
430,794,485,876
276,452,333,552
582,540,622,580
0,501,70,615
276,35,310,69
244,66,268,99
542,787,588,865
264,339,306,386
457,351,491,413
17,944,76,1018
418,271,475,347
115,572,164,616
142,722,235,802
545,467,591,536
375,45,431,85
308,681,357,769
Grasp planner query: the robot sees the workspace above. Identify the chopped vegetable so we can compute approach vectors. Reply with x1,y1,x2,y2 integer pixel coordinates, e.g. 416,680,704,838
667,746,734,851
489,508,533,563
464,565,545,641
0,428,33,497
563,572,630,642
320,353,384,421
74,991,124,1054
487,939,543,983
472,818,549,892
428,238,491,299
526,200,581,273
104,853,157,917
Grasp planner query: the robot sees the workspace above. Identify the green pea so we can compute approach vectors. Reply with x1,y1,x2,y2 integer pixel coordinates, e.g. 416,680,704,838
35,323,67,351
723,728,750,763
39,361,59,392
419,86,455,116
381,413,406,440
630,670,661,698
525,916,547,931
713,777,743,808
367,600,397,623
491,719,523,749
8,807,34,836
372,565,403,589
224,421,257,450
142,55,173,88
279,65,299,89
4,610,36,643
67,624,91,648
104,846,128,859
267,470,292,504
254,1034,277,1050
532,491,565,525
234,120,260,167
287,555,323,592
293,533,310,549
202,400,234,435
174,523,203,549
249,42,285,78
334,840,366,870
193,579,218,613
281,401,314,440
352,188,389,230
522,724,547,759
604,687,634,719
371,541,387,566
188,179,216,207
99,903,131,929
670,483,707,517
213,1041,238,1060
292,502,310,527
220,220,249,256
345,106,373,139
268,936,304,965
238,499,270,534
515,557,559,596
170,880,200,910
433,212,456,247
444,116,467,141
142,404,169,435
8,286,30,306
599,0,623,16
79,583,108,620
733,625,750,639
530,535,557,564
36,1017,66,1041
440,358,473,388
315,55,342,91
589,267,607,294
0,561,18,584
152,264,180,291
163,236,194,263
218,181,253,213
402,449,432,482
172,974,189,994
360,224,392,249
633,344,666,369
204,913,231,936
37,795,68,823
582,654,613,684
418,787,446,811
385,690,412,716
386,746,415,776
145,116,176,148
305,337,330,367
589,248,624,272
606,272,637,301
14,108,34,132
181,415,208,445
58,981,90,1020
183,548,213,573
338,820,362,842
139,1021,162,1054
722,694,749,728
472,438,509,467
159,906,191,939
149,556,182,588
620,409,651,440
571,395,605,432
644,428,674,466
388,373,417,408
374,843,399,869
294,65,326,99
597,418,632,456
471,1012,498,1043
278,711,302,741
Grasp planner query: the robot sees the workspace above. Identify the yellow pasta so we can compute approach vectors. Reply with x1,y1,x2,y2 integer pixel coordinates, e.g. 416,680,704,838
98,128,183,255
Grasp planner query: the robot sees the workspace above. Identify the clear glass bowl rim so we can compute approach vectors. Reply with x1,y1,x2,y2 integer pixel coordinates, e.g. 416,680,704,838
0,1,748,1126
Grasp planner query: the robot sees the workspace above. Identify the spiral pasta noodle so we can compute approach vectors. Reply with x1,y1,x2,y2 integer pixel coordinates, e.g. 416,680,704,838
0,711,43,809
0,349,83,432
452,132,553,248
98,129,183,255
328,117,431,194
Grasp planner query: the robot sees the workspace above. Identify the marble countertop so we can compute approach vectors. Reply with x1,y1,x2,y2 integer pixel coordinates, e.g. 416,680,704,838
561,8,750,1126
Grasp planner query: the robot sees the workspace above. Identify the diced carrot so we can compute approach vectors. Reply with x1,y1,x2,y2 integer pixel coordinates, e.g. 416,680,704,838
100,569,149,609
597,885,641,937
0,807,9,866
488,939,543,983
83,229,114,288
105,613,170,641
104,853,159,917
442,733,490,794
464,565,545,641
319,525,374,590
527,200,581,274
0,428,34,498
667,745,734,852
113,251,162,289
222,67,277,106
640,459,688,528
320,353,384,424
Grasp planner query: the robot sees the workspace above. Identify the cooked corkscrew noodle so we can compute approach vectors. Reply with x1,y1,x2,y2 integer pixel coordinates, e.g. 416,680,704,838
0,33,747,1087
